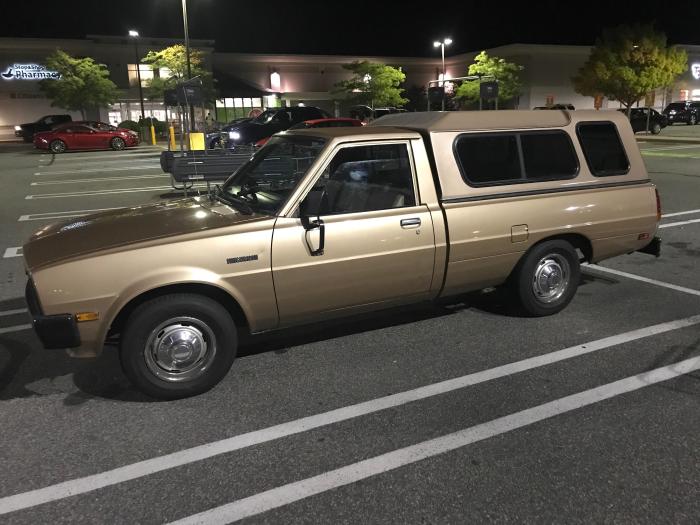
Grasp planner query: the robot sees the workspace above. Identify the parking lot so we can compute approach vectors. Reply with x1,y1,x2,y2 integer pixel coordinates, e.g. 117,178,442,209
0,140,699,523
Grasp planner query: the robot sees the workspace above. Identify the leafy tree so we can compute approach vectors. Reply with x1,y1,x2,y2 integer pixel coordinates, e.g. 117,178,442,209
573,24,687,112
454,51,524,106
333,61,407,108
39,49,119,119
141,44,215,102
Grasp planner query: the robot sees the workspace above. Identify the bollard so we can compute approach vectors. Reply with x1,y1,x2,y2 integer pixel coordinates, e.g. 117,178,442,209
150,125,156,146
169,126,176,150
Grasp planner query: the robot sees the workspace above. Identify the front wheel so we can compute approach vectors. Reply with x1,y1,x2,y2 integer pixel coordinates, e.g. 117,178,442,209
120,294,237,399
49,139,66,153
111,137,126,150
509,240,581,317
651,122,662,135
688,115,697,125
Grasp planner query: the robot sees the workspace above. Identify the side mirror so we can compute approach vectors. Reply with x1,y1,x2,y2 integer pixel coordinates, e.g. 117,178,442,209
299,189,328,256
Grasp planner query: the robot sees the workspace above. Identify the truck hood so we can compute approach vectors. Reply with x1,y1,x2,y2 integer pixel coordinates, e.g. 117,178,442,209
23,197,268,270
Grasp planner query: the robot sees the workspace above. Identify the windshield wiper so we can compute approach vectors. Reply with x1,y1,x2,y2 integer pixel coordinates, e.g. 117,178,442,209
214,185,253,215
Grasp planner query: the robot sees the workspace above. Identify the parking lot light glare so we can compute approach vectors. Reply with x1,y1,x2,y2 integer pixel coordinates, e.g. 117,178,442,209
128,30,139,38
433,41,441,47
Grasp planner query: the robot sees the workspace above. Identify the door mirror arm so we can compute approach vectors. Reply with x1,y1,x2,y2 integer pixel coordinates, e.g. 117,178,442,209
300,189,328,256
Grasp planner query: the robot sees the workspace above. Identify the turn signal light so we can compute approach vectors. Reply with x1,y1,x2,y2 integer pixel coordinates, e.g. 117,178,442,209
75,312,99,322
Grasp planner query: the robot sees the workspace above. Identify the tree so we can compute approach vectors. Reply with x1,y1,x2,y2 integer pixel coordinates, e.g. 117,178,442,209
333,61,407,108
141,44,215,102
454,51,524,107
39,50,119,119
573,24,687,112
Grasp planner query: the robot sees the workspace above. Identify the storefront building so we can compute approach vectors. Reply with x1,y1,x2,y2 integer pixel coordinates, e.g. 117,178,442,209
1,35,698,139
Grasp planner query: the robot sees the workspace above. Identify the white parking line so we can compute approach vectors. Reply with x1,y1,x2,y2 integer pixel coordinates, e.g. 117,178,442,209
662,208,700,218
34,165,161,176
659,218,700,229
1,313,698,516
0,324,31,335
585,264,700,297
640,144,700,151
31,174,169,186
25,186,174,199
169,355,700,525
0,308,27,317
18,207,121,221
2,247,22,259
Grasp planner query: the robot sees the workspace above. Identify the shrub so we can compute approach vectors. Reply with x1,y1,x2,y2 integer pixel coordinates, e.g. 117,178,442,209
117,120,140,132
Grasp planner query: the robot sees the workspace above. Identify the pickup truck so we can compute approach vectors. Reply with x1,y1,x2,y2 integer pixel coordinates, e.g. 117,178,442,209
15,114,72,142
23,110,661,399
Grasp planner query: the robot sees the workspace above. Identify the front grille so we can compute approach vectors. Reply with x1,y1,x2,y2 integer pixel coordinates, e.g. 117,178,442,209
25,279,43,316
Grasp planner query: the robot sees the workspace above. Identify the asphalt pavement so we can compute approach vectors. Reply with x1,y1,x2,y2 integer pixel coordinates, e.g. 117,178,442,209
0,140,698,524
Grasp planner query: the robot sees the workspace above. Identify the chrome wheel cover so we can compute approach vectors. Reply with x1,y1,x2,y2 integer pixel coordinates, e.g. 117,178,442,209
532,253,570,304
144,316,217,382
112,137,125,150
51,141,65,153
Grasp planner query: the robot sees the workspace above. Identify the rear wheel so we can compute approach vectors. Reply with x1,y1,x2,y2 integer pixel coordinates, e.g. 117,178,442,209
111,137,126,150
651,122,662,135
509,240,581,316
120,294,238,399
688,115,697,125
49,139,66,153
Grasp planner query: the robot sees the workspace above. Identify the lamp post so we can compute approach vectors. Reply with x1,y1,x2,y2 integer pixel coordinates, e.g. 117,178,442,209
128,30,146,121
181,0,195,131
433,38,452,111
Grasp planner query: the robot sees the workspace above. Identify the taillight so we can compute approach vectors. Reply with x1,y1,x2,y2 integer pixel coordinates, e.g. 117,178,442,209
655,188,662,222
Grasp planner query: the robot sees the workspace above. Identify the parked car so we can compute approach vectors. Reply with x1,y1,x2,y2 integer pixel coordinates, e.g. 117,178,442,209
205,117,253,149
533,104,575,110
33,122,139,153
663,101,700,125
15,114,72,142
618,108,667,134
23,109,661,399
211,106,331,149
255,118,363,146
348,105,407,121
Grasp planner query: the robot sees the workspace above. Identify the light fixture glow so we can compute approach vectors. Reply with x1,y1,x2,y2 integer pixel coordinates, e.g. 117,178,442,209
444,38,453,45
433,41,441,47
270,71,281,91
128,30,139,37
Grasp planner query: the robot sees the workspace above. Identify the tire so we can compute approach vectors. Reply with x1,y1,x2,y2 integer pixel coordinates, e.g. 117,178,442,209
509,240,581,317
651,122,662,135
111,137,126,150
49,139,66,153
210,138,223,149
120,293,237,399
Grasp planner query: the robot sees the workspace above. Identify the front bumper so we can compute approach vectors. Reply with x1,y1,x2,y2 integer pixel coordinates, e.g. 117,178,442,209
25,279,81,349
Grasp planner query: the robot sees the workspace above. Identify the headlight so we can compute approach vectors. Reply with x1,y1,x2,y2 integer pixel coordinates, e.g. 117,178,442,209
228,131,241,140
14,125,21,131
669,110,676,115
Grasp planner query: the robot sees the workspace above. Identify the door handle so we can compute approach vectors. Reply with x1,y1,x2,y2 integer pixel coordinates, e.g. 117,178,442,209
400,218,421,228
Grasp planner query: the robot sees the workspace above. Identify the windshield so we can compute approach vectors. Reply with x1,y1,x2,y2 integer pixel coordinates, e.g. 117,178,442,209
220,135,326,215
253,110,279,124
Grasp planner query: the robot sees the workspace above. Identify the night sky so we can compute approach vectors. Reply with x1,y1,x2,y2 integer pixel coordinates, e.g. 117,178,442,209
2,0,699,56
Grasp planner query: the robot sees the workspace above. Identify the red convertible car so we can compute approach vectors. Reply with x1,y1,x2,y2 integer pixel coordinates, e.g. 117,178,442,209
33,122,139,153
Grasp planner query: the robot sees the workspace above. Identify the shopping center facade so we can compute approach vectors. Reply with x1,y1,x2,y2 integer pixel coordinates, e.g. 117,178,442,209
1,34,699,138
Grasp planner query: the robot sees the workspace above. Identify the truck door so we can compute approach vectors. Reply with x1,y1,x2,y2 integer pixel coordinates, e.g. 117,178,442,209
271,141,436,326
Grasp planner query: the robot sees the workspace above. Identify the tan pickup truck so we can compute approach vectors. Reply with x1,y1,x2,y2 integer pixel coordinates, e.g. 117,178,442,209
24,110,661,399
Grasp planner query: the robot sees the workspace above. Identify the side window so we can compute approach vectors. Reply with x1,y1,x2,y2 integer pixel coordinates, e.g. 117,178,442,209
520,132,578,180
454,131,578,186
314,143,416,214
454,134,522,185
576,122,629,177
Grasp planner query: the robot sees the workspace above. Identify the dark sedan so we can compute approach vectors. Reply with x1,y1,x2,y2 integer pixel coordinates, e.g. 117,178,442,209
619,108,668,134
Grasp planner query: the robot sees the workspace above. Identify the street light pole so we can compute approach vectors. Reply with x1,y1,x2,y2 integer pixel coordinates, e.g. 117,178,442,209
181,0,195,131
129,30,145,121
433,38,452,111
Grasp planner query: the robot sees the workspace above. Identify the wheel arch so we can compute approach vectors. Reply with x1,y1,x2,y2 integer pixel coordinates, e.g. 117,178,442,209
107,282,250,340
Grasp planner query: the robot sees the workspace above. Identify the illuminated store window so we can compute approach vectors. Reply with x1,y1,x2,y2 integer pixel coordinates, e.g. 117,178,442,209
691,89,700,101
127,64,154,87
